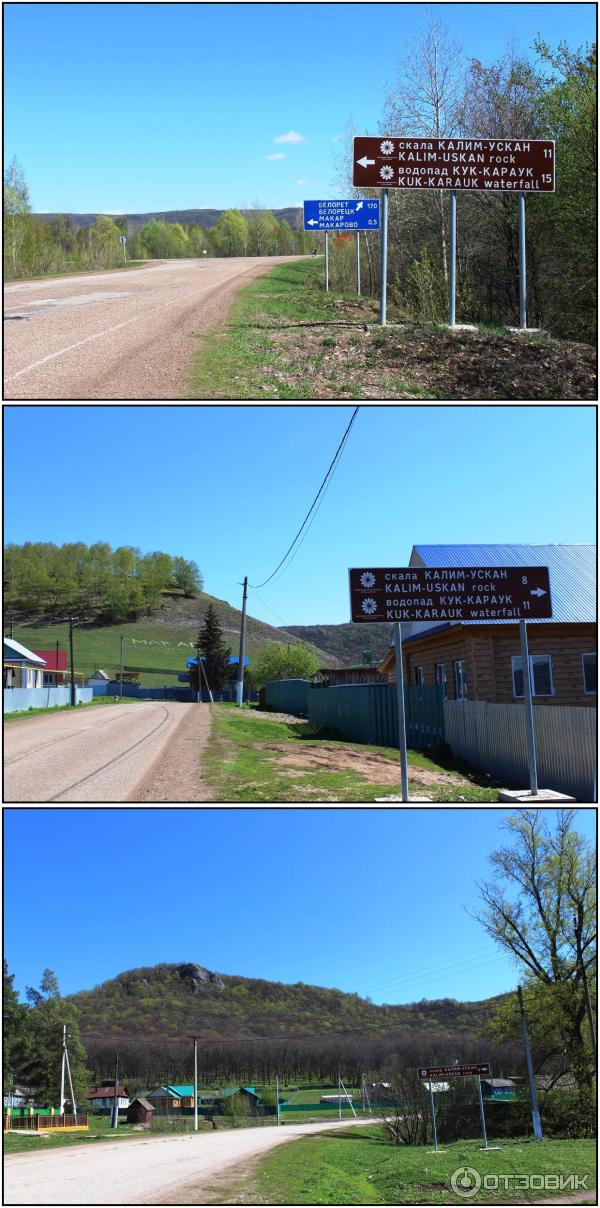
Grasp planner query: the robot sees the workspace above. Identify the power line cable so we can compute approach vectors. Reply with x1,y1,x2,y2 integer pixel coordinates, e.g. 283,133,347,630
249,407,359,590
357,945,494,996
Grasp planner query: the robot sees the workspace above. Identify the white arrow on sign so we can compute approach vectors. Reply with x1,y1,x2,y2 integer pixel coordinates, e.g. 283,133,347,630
306,218,318,226
356,156,376,168
355,201,363,211
530,587,547,597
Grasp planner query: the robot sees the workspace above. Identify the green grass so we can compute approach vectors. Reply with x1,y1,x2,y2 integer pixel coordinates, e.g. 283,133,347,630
186,259,379,399
6,262,148,284
3,696,144,721
203,706,500,803
214,1130,596,1205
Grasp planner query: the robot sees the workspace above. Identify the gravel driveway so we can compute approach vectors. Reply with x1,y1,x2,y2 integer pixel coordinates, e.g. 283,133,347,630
4,1118,374,1205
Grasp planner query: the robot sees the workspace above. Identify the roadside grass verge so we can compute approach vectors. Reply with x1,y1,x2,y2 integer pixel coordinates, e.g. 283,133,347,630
186,258,596,401
5,262,148,284
209,1130,596,1205
3,1113,219,1154
202,706,500,802
3,696,145,722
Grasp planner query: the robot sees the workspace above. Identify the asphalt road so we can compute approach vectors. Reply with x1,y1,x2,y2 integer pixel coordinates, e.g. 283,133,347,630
3,255,294,399
3,701,206,802
4,1118,375,1205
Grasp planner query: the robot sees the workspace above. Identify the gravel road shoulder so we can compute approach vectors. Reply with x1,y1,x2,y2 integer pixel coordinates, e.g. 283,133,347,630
131,702,213,801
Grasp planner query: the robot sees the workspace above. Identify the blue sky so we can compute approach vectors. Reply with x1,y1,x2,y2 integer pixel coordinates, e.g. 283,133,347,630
4,405,596,627
5,807,596,1003
4,3,596,212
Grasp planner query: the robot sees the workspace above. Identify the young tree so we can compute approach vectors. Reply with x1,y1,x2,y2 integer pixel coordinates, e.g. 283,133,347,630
4,156,30,277
475,810,596,1100
250,642,320,689
197,604,231,693
173,557,203,597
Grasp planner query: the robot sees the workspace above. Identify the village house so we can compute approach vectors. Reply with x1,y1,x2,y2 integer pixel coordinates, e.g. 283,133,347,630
85,1081,130,1113
32,650,68,687
146,1085,198,1113
3,638,46,688
380,544,596,708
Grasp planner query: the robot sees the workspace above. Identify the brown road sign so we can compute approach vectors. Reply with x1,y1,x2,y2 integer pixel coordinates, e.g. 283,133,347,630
349,566,552,624
418,1063,491,1079
353,136,555,193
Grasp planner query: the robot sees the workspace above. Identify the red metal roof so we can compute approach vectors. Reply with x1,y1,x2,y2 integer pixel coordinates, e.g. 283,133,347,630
33,650,67,671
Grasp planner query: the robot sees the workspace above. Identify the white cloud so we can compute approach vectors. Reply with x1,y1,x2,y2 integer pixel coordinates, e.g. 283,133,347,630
265,153,286,161
274,131,305,144
331,134,343,143
296,179,307,185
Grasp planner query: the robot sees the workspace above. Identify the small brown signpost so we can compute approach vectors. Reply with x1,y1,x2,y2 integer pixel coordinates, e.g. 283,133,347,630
417,1063,495,1151
418,1063,491,1079
353,136,555,192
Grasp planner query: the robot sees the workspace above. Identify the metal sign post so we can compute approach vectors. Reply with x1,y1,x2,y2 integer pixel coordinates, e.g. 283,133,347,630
476,1075,489,1149
394,623,409,801
325,231,329,291
356,233,361,296
119,234,127,262
449,191,457,326
428,1078,439,1152
379,188,389,326
518,985,543,1140
519,619,539,795
518,194,527,328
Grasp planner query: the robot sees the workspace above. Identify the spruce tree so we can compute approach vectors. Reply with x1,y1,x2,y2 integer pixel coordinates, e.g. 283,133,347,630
197,604,231,693
26,969,91,1107
3,960,30,1095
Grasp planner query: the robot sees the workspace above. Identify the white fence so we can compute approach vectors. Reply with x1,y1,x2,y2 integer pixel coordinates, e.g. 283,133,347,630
3,687,93,713
444,700,597,802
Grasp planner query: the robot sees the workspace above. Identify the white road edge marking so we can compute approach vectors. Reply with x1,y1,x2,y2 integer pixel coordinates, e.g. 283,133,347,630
4,279,229,382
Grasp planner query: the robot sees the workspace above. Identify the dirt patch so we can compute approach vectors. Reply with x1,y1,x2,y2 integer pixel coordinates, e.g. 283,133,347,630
131,703,214,801
153,1152,262,1204
265,317,596,400
259,742,471,788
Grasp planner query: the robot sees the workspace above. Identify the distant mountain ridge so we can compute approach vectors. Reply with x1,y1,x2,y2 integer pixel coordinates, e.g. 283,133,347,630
34,207,303,231
280,622,395,667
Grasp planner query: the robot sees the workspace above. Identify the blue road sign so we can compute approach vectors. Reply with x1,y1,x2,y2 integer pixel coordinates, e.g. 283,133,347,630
303,199,380,231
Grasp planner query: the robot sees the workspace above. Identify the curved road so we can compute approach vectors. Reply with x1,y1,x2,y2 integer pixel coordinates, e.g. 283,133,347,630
3,255,295,399
3,701,206,802
4,1118,374,1205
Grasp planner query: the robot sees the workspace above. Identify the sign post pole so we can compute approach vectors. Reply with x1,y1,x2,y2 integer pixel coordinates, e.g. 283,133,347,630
379,188,388,326
325,231,329,292
356,232,361,296
394,622,409,802
519,619,539,795
428,1079,439,1152
449,191,457,327
518,194,527,328
476,1075,489,1149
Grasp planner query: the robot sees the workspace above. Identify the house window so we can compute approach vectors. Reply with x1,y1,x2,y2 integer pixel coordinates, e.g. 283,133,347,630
582,652,597,695
415,666,425,686
512,655,554,698
453,660,467,699
435,663,447,698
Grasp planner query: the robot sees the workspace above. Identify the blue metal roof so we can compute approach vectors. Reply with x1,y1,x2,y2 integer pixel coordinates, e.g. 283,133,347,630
410,544,596,625
187,655,249,667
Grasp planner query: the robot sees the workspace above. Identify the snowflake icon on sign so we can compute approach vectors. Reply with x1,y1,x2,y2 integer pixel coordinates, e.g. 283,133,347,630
361,597,378,616
380,140,394,155
360,571,376,589
380,165,394,180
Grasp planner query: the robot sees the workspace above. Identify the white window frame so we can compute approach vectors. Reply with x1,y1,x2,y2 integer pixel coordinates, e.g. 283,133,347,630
582,652,597,695
453,659,467,699
415,666,425,687
512,654,554,698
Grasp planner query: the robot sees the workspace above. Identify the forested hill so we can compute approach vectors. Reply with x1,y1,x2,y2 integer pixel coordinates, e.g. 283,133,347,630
34,206,302,232
69,961,505,1043
281,622,395,667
